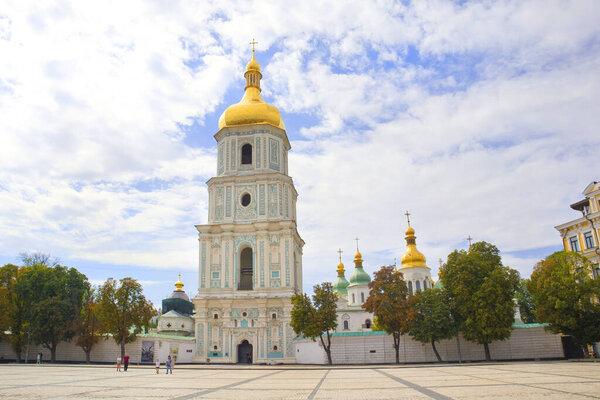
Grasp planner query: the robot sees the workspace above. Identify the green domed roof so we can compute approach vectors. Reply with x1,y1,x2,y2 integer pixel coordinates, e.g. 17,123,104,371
348,267,371,287
433,279,443,289
333,276,350,295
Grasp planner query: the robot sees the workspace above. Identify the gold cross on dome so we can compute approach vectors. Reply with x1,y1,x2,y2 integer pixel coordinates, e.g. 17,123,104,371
354,237,360,251
404,211,411,227
337,248,343,262
466,235,473,248
249,38,258,53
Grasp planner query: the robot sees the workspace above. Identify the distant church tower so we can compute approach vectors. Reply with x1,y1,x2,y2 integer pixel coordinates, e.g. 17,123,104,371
399,216,432,294
192,47,304,364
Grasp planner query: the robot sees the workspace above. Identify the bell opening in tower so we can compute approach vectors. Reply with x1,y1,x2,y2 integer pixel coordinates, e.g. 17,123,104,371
241,143,252,165
238,247,253,290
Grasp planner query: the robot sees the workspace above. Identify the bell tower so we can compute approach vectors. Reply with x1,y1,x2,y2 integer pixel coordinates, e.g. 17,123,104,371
193,46,304,364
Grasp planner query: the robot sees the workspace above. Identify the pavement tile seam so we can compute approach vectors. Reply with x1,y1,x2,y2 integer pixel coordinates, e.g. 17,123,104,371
306,369,329,400
375,369,453,400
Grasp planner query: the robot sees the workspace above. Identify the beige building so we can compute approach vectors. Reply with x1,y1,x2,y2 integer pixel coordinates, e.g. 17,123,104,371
555,181,600,277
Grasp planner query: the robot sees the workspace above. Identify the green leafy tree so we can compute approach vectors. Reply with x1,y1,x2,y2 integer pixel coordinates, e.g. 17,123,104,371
97,278,156,360
75,287,102,363
15,264,89,362
291,282,338,365
0,264,30,363
362,265,415,364
515,278,536,323
440,242,519,361
528,251,600,349
409,288,457,362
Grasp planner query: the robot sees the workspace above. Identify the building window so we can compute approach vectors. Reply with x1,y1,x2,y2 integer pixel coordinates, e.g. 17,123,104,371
365,319,371,329
241,193,251,207
423,279,428,289
583,205,590,215
416,280,421,292
584,232,595,249
212,272,220,279
273,345,278,351
214,345,218,350
360,292,365,303
343,320,349,330
213,313,219,319
241,144,252,165
272,313,277,319
351,293,355,303
408,281,413,295
239,248,253,290
570,236,580,252
592,264,600,279
271,270,280,278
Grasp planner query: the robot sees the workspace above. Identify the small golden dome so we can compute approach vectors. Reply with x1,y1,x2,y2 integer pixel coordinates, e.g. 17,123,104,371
355,250,362,260
337,261,345,277
246,52,261,72
400,227,428,269
218,52,285,130
174,274,184,292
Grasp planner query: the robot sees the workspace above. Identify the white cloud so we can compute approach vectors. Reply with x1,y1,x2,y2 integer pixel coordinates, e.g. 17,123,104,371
0,0,598,294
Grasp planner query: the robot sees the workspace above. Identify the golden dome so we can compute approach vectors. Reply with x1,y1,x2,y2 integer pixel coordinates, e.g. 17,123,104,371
218,51,285,130
174,274,184,292
355,250,362,260
400,227,428,269
337,261,345,277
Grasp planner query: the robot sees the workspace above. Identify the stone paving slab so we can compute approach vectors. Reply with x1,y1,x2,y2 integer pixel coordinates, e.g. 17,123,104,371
0,361,599,400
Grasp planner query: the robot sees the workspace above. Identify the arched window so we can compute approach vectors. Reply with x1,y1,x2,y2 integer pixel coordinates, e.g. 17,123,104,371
416,280,421,292
239,247,253,290
241,144,252,165
343,320,349,330
365,319,371,329
360,292,365,303
408,281,413,295
272,313,277,319
423,279,428,290
352,293,355,303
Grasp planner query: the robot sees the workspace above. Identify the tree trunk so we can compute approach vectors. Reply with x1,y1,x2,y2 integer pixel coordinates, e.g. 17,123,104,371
456,334,462,363
15,350,21,364
51,343,57,363
431,340,442,362
319,333,332,365
393,332,400,364
25,326,31,364
121,334,125,360
483,342,491,361
85,350,91,363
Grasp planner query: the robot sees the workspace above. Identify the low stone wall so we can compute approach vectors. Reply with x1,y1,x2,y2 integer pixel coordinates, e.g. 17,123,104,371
295,325,564,364
0,334,196,364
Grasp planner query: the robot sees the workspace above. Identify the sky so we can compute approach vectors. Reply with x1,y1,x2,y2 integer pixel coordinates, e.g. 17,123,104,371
1,0,599,307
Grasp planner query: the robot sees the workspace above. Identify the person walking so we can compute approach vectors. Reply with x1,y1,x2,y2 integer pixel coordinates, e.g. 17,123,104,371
123,354,130,372
155,359,160,374
165,355,172,374
116,355,122,372
36,352,41,365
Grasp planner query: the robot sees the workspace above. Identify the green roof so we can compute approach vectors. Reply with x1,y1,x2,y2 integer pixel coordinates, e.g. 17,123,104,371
333,276,350,294
348,267,371,286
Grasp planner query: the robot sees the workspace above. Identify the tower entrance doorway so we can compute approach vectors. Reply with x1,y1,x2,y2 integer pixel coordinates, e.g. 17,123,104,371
237,340,253,364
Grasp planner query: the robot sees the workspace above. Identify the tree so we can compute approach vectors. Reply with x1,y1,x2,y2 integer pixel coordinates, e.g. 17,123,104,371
15,264,89,362
75,287,102,363
291,282,338,365
528,251,600,350
362,265,415,364
440,241,519,361
0,264,30,363
19,252,60,267
409,288,457,362
515,278,536,323
97,278,156,360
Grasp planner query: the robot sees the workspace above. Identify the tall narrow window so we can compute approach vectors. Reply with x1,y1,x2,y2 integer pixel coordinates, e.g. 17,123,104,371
241,144,252,165
408,281,413,295
365,319,371,329
584,232,595,249
239,247,253,290
352,293,355,303
416,280,421,292
423,279,428,290
343,320,349,330
570,237,580,252
360,292,365,303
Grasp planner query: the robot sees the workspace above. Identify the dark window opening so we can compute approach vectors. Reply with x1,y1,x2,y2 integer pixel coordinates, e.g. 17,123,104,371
214,314,218,319
241,193,251,207
273,345,278,351
272,313,277,319
214,345,218,350
238,248,253,290
365,319,371,329
241,144,252,165
343,320,349,330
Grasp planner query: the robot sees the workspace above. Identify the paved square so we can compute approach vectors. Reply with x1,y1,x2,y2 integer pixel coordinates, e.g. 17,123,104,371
0,361,598,399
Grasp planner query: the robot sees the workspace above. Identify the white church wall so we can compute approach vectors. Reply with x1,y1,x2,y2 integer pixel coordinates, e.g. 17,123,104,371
294,326,564,364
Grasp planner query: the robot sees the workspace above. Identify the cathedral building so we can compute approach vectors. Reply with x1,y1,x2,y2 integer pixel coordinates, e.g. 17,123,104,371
399,222,433,294
192,49,304,364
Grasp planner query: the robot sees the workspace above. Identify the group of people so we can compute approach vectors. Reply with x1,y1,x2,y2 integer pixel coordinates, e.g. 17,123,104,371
155,355,174,374
116,353,175,374
115,354,130,372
